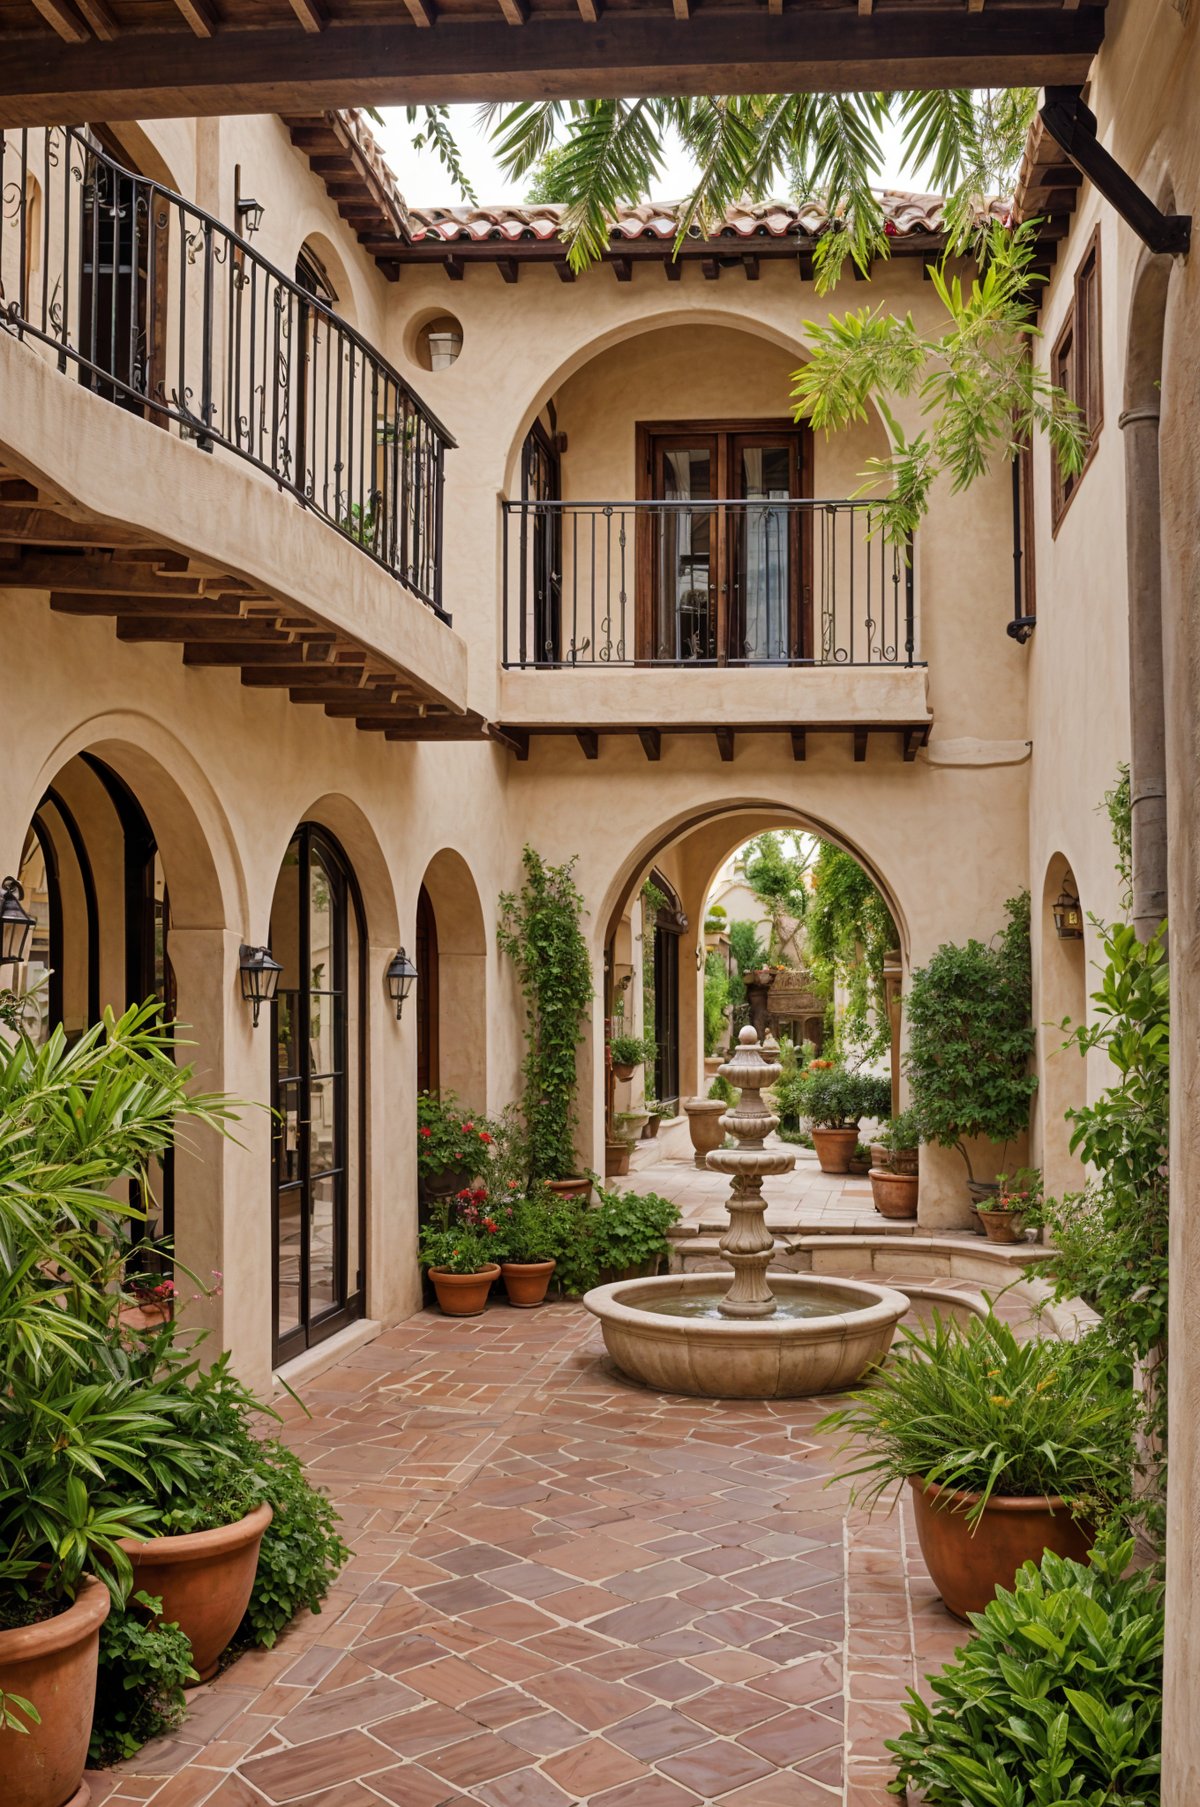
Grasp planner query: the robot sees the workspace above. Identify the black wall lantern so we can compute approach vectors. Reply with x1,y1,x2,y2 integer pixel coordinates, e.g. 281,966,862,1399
1053,887,1085,941
386,947,418,1020
0,876,36,966
234,164,265,240
239,942,282,1027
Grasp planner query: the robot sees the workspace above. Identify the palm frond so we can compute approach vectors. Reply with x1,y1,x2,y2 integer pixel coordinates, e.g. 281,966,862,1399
403,105,478,204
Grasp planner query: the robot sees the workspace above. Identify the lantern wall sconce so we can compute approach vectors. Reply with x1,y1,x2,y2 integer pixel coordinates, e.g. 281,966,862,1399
386,947,418,1020
1053,887,1085,941
0,876,36,966
234,165,265,239
238,943,282,1027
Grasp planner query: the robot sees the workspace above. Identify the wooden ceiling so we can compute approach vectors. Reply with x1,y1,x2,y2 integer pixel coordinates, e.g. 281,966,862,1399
0,1,1106,128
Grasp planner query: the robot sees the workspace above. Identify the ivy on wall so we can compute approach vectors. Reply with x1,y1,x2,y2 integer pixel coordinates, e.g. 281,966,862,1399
805,842,897,1058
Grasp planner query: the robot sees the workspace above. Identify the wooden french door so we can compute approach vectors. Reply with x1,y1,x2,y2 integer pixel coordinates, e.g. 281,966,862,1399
637,420,811,663
270,826,365,1365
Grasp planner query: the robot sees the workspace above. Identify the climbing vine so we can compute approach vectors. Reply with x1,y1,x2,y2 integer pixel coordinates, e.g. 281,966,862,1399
805,842,897,1059
498,847,594,1182
741,832,812,965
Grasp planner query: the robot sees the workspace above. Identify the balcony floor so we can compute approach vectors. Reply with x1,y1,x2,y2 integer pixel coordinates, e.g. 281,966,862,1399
89,1290,967,1806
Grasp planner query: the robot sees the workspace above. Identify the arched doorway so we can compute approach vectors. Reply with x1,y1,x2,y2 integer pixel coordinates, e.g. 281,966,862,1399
415,850,487,1109
646,869,685,1111
269,824,365,1365
416,882,439,1095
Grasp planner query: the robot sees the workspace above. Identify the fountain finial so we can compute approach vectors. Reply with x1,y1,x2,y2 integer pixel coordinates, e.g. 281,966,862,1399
706,1024,796,1319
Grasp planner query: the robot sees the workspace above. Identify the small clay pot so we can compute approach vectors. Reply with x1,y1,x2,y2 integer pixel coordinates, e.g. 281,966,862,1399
811,1126,859,1174
870,1167,918,1219
605,1139,632,1177
891,1148,920,1177
546,1176,592,1204
0,1574,111,1807
122,1502,272,1684
977,1207,1028,1244
501,1259,556,1308
612,1061,637,1082
119,1298,172,1330
909,1477,1094,1620
429,1264,501,1318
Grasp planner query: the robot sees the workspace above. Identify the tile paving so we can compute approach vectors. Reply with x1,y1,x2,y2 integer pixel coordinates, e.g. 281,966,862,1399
88,1289,968,1807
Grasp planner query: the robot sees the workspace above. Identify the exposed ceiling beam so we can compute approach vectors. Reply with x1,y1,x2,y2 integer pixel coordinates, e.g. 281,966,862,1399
576,0,602,17
638,728,661,761
401,0,436,24
0,11,1107,127
73,0,121,38
28,0,89,43
853,727,868,762
790,729,806,761
577,729,599,760
497,0,529,20
286,0,328,28
715,727,734,762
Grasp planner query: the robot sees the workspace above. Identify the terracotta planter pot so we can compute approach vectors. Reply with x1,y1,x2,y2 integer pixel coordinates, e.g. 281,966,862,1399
501,1259,556,1307
612,1061,637,1082
811,1126,859,1174
870,1167,919,1220
977,1207,1028,1244
642,1115,661,1140
968,1179,1001,1207
422,1164,473,1201
683,1099,725,1170
848,1155,871,1176
891,1148,920,1177
119,1298,172,1330
429,1264,500,1318
908,1477,1095,1620
546,1177,592,1203
869,1142,891,1171
605,1139,632,1177
122,1501,273,1684
0,1575,110,1807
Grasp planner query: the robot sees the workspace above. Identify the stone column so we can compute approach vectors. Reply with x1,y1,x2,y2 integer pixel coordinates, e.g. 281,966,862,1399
1119,404,1169,945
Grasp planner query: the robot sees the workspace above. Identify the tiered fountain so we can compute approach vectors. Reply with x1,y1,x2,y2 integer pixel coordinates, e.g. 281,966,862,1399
584,1026,909,1398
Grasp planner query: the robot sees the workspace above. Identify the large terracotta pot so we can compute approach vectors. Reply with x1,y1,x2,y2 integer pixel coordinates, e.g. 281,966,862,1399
121,1502,273,1683
429,1263,500,1319
683,1099,725,1170
0,1575,110,1807
811,1126,859,1174
546,1176,592,1203
891,1147,920,1177
501,1259,556,1308
605,1140,633,1177
870,1167,919,1220
977,1208,1028,1244
908,1478,1095,1620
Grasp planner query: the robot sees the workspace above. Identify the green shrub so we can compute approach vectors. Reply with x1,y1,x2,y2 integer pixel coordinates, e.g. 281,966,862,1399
89,1592,195,1766
542,1183,680,1294
786,1062,891,1129
888,1539,1162,1806
609,1033,654,1067
237,1441,351,1650
703,951,729,1056
707,1074,735,1106
820,1311,1135,1526
416,1091,494,1181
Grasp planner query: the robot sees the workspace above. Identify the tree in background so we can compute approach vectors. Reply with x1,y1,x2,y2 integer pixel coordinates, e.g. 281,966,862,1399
741,832,814,967
804,842,897,1061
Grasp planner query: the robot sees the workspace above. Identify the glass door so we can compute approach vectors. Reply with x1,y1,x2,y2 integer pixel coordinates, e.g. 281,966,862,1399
271,826,364,1365
649,435,719,661
730,433,805,662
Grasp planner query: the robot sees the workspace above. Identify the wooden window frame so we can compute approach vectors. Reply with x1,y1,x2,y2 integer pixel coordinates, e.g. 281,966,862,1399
1051,225,1103,533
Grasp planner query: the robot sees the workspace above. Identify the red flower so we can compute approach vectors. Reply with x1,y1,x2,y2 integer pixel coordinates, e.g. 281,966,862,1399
883,219,897,238
419,1126,432,1138
462,1121,475,1132
456,1188,472,1201
483,1217,499,1233
479,1130,493,1145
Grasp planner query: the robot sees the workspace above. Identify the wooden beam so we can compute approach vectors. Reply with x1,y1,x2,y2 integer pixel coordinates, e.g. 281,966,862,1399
576,0,602,17
0,508,146,546
0,480,39,502
672,0,690,17
612,255,633,282
489,724,530,759
663,258,682,281
902,726,928,762
497,257,519,283
28,0,89,44
497,0,529,21
858,0,874,12
73,0,120,38
767,0,782,15
853,727,868,763
790,729,806,762
638,728,661,761
701,257,720,280
169,0,218,37
554,261,576,282
577,729,599,760
401,0,435,23
742,254,760,280
286,0,327,30
715,727,734,762
15,555,204,594
0,12,1107,128
443,254,464,280
49,591,245,617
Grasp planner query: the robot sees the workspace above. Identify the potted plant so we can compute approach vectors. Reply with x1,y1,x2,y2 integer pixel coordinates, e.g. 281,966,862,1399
419,1190,504,1315
498,848,594,1198
977,1169,1039,1244
870,1108,921,1218
613,1107,649,1141
120,1270,177,1329
848,1140,872,1176
642,1098,662,1139
605,1134,634,1177
417,1090,494,1200
495,1192,560,1307
610,1033,652,1084
589,1183,680,1283
799,1061,892,1175
903,894,1038,1207
821,1311,1135,1620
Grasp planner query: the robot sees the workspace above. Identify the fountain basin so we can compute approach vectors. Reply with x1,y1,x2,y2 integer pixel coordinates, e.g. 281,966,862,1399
584,1272,910,1399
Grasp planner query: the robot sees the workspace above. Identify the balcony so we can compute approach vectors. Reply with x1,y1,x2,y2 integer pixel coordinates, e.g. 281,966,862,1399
498,498,931,760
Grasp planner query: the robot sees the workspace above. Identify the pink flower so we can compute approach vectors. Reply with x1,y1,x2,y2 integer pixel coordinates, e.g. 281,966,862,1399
462,1121,475,1132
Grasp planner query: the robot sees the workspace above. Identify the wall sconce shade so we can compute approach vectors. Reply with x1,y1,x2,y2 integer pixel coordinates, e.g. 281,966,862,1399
1052,889,1085,940
236,196,265,238
0,877,36,966
386,947,418,1019
239,943,282,1026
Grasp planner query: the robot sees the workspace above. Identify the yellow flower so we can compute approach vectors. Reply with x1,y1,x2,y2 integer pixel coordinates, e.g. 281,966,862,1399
990,1395,1010,1407
1035,1374,1057,1392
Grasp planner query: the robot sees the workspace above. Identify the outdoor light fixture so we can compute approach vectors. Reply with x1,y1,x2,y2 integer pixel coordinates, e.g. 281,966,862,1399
234,164,265,240
238,943,282,1027
0,876,36,966
385,947,418,1020
1053,887,1085,941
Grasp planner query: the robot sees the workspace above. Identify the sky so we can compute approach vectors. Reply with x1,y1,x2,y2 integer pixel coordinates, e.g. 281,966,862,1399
376,105,932,210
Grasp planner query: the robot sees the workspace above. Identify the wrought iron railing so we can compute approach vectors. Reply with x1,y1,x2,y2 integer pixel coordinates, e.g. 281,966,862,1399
502,498,917,669
0,126,455,618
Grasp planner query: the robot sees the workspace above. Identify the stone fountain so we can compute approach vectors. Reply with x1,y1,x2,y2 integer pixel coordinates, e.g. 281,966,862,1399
584,1025,909,1398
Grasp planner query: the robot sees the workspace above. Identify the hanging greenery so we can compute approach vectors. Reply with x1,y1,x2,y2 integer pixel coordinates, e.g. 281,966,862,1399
498,847,594,1183
741,832,813,966
805,842,896,1059
703,950,729,1057
639,876,668,1054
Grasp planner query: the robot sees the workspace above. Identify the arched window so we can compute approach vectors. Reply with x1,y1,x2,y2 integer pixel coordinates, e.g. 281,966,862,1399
269,824,365,1364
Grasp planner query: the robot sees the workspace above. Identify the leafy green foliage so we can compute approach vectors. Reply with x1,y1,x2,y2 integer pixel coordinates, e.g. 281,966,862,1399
805,841,896,1058
741,832,812,965
793,221,1089,543
498,847,594,1182
236,1441,351,1651
707,1073,736,1107
820,1311,1135,1527
727,919,766,981
903,893,1037,1181
880,1108,921,1153
703,951,729,1057
888,1539,1162,1807
777,1061,890,1130
89,1592,195,1766
537,1183,679,1295
609,1033,654,1067
416,1090,494,1181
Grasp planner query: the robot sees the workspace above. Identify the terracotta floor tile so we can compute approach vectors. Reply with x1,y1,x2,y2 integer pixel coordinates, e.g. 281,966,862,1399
658,1738,777,1796
539,1736,648,1795
471,1767,575,1807
589,1777,703,1807
238,1730,394,1802
363,1763,467,1806
679,1684,790,1736
421,1732,528,1788
371,1703,481,1757
399,1656,498,1707
272,1676,422,1744
606,1704,712,1762
738,1706,843,1767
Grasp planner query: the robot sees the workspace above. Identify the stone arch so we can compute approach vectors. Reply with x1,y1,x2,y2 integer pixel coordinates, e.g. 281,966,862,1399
417,847,488,1109
294,228,359,328
1037,851,1088,1199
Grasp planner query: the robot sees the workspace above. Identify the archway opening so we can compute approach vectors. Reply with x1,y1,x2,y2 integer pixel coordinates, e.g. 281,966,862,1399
416,849,488,1111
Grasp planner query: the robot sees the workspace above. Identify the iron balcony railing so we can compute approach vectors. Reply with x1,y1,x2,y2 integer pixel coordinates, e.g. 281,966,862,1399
0,126,455,618
502,497,918,669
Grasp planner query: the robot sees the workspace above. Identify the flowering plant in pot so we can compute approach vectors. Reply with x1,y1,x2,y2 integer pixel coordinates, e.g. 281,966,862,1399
417,1090,494,1196
976,1168,1040,1244
419,1191,503,1315
820,1311,1135,1620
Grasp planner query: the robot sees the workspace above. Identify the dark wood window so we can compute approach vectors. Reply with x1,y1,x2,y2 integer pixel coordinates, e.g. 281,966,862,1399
636,419,813,663
1051,227,1103,529
79,128,169,414
648,872,685,1111
521,420,563,663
